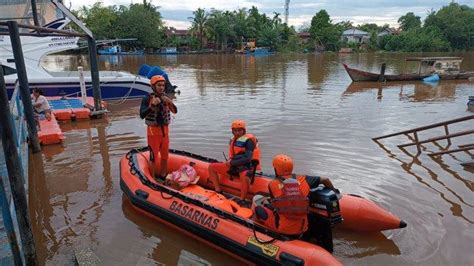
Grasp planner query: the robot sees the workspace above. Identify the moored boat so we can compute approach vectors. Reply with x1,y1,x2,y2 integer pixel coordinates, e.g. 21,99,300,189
1,14,152,100
344,57,474,82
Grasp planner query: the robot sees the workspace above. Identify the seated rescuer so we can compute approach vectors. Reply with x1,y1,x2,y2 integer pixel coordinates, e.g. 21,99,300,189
252,154,337,235
140,75,177,179
208,120,261,203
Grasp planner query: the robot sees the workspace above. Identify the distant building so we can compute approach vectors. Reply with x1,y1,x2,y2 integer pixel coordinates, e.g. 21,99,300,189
298,32,311,44
165,27,190,38
341,28,370,44
377,28,400,38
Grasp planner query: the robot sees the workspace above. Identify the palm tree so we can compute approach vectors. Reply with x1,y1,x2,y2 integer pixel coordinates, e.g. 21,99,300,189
189,8,208,50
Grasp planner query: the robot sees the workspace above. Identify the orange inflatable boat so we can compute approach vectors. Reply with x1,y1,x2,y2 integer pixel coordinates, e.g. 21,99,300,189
151,148,406,232
120,148,342,265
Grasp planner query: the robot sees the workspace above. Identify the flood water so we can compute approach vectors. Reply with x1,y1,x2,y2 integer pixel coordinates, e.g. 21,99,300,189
30,53,474,265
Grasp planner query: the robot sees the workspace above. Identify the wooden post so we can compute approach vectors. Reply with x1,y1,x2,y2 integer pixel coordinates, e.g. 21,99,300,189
379,63,386,82
87,36,102,112
413,131,421,154
444,125,451,146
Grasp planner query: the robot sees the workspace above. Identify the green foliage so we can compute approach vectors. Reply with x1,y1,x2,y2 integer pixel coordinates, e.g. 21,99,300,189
358,23,380,33
189,8,208,50
398,12,421,31
309,10,342,51
206,9,234,49
77,2,164,48
381,27,450,52
77,3,118,39
75,2,472,52
424,3,474,50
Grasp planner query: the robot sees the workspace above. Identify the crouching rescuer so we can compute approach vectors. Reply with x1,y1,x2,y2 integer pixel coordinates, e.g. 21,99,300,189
252,154,310,236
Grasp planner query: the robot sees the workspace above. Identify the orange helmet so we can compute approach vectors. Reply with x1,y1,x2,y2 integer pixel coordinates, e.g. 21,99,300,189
231,119,246,130
150,75,166,85
272,154,293,176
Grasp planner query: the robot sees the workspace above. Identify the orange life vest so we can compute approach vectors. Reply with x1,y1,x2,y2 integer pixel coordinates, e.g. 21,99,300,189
270,176,309,219
228,134,261,170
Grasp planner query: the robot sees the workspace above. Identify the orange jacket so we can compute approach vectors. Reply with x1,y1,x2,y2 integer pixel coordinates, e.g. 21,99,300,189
228,134,261,170
268,175,310,235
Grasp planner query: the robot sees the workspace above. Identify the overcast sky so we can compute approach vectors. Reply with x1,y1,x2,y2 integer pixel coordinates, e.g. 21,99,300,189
70,0,474,30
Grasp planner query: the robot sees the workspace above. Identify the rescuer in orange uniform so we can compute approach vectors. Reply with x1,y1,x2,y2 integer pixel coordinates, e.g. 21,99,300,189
208,120,261,204
140,75,177,179
252,154,337,235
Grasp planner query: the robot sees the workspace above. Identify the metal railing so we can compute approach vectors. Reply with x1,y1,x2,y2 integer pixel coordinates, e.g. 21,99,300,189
373,115,474,157
0,81,29,265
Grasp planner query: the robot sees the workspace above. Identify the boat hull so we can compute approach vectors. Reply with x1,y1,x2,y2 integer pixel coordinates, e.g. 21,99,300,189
131,148,406,232
120,149,342,265
5,78,151,100
343,64,474,82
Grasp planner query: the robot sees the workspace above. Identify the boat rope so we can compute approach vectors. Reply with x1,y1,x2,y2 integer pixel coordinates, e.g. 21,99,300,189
252,224,276,244
106,75,138,105
125,147,288,242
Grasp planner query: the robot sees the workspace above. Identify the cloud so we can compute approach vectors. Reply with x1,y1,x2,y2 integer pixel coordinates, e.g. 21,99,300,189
163,19,191,29
71,0,474,29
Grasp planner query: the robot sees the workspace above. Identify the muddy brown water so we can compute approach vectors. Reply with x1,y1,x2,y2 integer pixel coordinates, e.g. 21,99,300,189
30,53,474,265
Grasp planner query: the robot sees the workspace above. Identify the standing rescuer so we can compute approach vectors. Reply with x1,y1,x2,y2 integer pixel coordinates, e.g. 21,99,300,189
208,120,261,204
140,75,177,179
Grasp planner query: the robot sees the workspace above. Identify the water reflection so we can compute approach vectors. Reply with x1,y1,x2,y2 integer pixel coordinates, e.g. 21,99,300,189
120,197,235,265
334,230,401,258
98,55,122,69
342,80,470,102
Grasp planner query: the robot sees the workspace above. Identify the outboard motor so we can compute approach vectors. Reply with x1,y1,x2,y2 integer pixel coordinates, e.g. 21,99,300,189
307,186,343,253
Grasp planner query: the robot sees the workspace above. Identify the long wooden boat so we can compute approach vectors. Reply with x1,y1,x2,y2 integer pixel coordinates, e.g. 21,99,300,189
344,57,474,82
343,64,430,82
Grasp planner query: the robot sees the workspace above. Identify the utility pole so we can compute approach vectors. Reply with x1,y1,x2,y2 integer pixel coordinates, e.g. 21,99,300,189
284,0,290,25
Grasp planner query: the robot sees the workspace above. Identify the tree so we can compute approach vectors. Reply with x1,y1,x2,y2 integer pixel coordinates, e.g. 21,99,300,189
115,3,165,48
424,3,474,50
77,3,118,39
206,9,233,50
398,12,421,31
189,8,208,50
309,10,341,51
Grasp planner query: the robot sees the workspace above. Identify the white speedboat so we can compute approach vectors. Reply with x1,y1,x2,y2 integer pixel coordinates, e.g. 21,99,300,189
0,18,152,100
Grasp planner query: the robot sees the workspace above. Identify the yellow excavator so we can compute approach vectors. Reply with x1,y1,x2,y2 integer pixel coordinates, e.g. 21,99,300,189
235,38,256,54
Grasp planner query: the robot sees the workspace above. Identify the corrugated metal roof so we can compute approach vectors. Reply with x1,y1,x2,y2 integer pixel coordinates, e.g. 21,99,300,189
342,28,369,36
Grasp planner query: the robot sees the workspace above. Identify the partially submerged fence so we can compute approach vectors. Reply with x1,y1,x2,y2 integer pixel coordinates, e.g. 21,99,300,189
373,115,474,159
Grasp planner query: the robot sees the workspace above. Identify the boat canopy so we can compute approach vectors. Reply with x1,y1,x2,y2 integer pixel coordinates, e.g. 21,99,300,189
405,57,463,62
406,57,463,74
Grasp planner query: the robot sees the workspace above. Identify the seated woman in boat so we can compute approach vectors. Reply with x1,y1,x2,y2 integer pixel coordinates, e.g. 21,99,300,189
208,120,261,205
252,154,337,236
31,88,52,121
